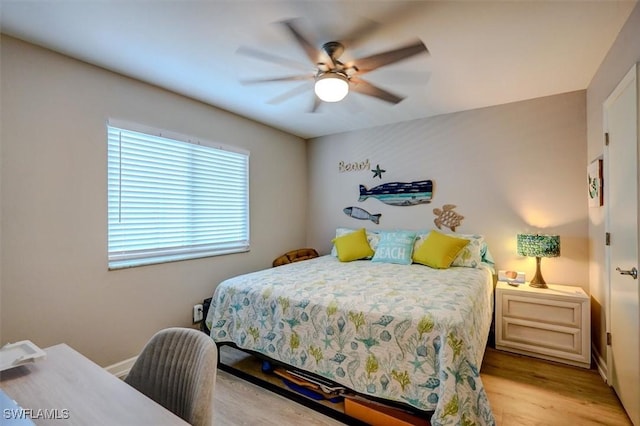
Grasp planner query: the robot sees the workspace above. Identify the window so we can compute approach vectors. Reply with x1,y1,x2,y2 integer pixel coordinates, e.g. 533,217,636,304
107,122,249,269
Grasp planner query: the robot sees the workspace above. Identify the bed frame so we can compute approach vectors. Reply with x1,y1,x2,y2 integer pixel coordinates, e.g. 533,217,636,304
215,341,433,425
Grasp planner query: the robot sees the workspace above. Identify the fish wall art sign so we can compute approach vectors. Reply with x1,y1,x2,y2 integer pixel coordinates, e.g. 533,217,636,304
359,180,433,206
343,206,382,224
338,159,370,173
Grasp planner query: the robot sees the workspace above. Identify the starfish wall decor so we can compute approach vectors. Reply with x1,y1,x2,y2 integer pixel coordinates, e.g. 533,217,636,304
372,164,386,179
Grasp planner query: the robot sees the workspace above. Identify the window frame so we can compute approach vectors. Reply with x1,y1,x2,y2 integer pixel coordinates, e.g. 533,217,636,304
107,119,250,270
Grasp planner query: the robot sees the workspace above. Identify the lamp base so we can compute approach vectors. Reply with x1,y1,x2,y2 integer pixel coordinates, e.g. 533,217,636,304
529,257,548,289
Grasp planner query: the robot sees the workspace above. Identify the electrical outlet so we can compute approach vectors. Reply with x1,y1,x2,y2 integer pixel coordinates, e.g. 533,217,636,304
193,304,203,323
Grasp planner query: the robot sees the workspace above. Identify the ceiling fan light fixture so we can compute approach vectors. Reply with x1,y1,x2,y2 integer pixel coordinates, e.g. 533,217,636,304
314,72,349,102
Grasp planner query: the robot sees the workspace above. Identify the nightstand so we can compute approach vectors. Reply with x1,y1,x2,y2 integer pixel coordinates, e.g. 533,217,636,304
495,281,591,369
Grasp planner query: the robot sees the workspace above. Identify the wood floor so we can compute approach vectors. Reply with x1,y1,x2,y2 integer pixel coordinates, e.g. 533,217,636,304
481,348,630,426
212,347,631,426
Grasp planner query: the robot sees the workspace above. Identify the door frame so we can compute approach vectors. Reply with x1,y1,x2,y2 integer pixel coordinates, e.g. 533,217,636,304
603,62,639,386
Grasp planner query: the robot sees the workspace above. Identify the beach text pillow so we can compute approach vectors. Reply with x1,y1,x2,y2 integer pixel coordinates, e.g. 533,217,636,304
372,231,417,265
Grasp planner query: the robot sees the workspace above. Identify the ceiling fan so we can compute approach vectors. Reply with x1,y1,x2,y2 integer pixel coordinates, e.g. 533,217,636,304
238,19,429,111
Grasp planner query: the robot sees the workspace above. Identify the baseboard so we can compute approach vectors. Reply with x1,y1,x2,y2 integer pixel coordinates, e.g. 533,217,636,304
105,356,138,379
592,343,608,384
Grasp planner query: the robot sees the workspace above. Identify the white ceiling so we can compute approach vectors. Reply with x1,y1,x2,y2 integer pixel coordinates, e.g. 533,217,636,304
0,1,636,139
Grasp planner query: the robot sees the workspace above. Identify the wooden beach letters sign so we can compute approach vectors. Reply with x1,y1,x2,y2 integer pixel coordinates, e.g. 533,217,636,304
339,159,370,173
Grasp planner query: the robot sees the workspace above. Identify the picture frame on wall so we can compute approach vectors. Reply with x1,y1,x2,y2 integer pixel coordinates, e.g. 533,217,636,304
588,158,603,207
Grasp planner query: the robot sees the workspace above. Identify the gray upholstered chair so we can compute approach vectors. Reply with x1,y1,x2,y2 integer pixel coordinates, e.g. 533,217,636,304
125,327,218,426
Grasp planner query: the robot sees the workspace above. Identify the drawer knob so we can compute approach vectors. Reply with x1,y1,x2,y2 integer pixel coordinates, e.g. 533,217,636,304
615,266,638,279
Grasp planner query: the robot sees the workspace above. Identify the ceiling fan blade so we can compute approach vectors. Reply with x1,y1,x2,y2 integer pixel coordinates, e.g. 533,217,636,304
364,70,432,86
338,17,382,49
266,82,313,105
349,77,404,104
240,75,313,85
352,40,428,74
281,19,321,65
236,46,310,72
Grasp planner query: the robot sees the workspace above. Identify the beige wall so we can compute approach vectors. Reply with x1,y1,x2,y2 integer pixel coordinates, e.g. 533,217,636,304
586,2,640,371
5,0,638,369
307,91,588,289
0,36,308,366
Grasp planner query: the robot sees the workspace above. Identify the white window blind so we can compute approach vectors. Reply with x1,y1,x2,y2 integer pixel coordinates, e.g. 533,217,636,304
107,124,249,269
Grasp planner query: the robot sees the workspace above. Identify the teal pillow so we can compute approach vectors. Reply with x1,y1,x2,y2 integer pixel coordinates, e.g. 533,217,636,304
371,231,417,265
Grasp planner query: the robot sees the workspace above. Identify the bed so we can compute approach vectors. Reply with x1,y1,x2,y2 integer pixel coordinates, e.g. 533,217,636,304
205,229,496,426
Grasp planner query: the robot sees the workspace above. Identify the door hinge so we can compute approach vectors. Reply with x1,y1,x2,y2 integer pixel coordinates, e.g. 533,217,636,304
607,332,612,346
605,132,610,146
605,232,611,246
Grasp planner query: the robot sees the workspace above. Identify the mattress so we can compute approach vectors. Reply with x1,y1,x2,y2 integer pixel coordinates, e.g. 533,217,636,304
206,255,495,425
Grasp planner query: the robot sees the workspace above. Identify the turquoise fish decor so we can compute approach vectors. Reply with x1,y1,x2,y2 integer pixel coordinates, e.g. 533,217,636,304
343,207,382,224
359,180,433,206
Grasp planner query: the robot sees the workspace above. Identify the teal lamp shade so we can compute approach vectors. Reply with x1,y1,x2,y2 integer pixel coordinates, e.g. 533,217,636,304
517,234,560,288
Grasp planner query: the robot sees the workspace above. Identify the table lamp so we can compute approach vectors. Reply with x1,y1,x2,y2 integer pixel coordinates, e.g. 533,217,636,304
517,234,560,288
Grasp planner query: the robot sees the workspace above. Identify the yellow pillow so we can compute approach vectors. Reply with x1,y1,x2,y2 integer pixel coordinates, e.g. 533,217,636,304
332,228,374,262
412,230,469,269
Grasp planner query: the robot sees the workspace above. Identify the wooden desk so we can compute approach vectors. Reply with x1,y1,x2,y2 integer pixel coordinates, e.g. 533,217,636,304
0,344,188,425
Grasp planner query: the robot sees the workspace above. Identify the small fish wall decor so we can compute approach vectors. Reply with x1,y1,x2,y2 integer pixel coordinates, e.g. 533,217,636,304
338,159,370,173
343,206,382,224
359,180,433,206
433,204,464,231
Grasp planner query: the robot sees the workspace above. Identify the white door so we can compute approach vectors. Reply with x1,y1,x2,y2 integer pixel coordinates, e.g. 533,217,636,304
605,63,640,425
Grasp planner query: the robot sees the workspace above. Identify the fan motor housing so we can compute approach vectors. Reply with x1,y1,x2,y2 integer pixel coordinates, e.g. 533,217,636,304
322,41,345,60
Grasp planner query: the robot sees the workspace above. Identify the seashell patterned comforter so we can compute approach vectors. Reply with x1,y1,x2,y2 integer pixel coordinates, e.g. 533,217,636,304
206,255,495,425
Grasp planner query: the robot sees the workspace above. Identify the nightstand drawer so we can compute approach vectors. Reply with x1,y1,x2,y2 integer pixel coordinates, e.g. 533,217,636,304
502,294,582,328
500,317,583,357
